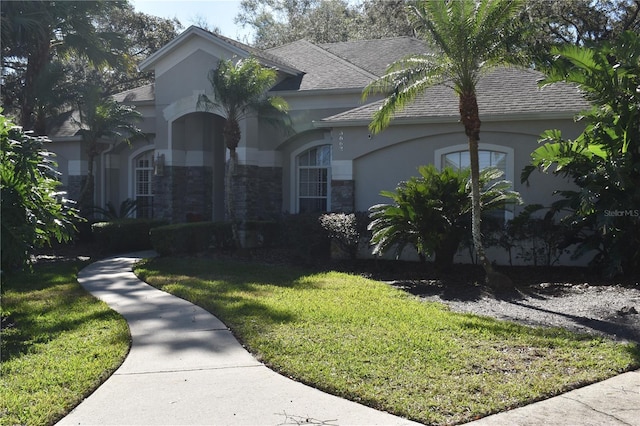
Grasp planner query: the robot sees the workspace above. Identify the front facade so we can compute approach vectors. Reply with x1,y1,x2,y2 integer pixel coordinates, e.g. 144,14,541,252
49,26,590,264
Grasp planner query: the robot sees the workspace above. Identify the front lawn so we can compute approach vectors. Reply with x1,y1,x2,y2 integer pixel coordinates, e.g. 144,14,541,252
0,262,130,426
135,257,639,425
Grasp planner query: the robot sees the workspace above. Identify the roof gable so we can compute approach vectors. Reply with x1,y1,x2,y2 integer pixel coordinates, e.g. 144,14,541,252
139,26,300,76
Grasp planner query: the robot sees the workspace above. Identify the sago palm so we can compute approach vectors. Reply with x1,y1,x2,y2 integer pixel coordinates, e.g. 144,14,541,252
197,56,289,245
364,0,525,286
369,166,521,270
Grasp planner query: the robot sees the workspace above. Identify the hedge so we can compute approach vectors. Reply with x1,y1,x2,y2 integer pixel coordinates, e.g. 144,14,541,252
150,222,234,255
91,219,168,253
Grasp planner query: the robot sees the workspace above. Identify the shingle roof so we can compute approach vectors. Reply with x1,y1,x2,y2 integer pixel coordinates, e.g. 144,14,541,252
212,32,301,74
267,40,378,91
112,84,155,103
319,37,430,76
46,110,85,139
319,67,590,124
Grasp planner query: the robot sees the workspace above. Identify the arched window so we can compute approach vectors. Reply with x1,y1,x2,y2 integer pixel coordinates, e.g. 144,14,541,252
133,150,154,218
296,145,331,213
442,150,507,176
435,144,514,220
435,144,513,182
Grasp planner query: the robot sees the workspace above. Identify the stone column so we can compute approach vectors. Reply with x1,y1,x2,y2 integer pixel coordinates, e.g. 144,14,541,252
331,180,355,213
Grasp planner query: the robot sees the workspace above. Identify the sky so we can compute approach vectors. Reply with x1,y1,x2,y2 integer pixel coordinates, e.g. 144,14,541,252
129,0,254,43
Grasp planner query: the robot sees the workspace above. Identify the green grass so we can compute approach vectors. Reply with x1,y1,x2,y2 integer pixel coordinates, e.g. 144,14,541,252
136,257,639,425
1,262,130,426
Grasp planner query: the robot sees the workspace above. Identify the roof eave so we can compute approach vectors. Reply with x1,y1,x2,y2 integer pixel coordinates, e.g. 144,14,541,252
314,111,581,128
271,87,366,97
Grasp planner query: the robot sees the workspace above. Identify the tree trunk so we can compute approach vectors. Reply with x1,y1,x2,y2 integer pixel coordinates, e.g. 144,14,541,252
226,147,239,246
434,235,460,271
22,36,50,132
460,92,512,289
224,118,241,247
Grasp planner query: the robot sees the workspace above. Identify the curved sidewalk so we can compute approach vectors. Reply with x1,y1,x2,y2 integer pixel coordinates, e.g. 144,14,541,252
58,252,640,426
57,252,420,426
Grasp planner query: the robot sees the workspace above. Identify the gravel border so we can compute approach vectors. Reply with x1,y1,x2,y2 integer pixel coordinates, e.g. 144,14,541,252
392,281,640,343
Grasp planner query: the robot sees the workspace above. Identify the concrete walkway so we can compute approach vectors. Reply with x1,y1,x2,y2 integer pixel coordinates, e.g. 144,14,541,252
58,252,640,426
57,252,420,425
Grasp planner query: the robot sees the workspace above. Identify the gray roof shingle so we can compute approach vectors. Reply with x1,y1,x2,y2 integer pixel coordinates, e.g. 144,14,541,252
267,39,377,91
212,31,301,74
319,37,430,76
112,84,155,103
46,110,84,139
319,67,590,124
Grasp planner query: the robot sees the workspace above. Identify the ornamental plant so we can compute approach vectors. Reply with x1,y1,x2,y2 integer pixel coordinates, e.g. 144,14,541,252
369,165,521,270
0,114,79,271
522,31,640,277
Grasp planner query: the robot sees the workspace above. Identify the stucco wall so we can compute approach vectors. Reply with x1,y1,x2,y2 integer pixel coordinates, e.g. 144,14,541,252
323,118,585,213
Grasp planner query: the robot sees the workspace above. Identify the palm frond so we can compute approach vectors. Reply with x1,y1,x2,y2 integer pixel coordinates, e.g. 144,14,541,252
364,55,448,134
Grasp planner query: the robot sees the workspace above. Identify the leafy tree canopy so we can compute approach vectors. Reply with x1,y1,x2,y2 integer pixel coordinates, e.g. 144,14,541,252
235,0,416,48
522,0,640,67
522,30,640,277
235,0,640,56
1,1,181,132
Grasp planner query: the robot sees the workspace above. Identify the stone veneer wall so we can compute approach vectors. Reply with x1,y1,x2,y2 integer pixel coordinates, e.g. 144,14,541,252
153,166,213,223
233,165,282,221
65,175,85,206
153,170,173,221
331,180,355,213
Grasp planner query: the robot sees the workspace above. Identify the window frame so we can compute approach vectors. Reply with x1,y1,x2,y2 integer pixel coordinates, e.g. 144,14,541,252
130,147,155,219
292,144,332,213
434,143,515,220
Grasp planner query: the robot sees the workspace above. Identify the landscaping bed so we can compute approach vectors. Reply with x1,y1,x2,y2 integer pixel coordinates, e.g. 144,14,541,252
205,249,640,343
135,254,640,426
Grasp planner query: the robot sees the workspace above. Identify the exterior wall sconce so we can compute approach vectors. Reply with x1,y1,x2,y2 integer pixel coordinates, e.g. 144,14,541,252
154,153,165,176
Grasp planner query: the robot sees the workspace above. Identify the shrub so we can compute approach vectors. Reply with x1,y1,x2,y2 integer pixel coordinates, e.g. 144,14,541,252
319,213,362,259
522,31,640,277
92,219,167,253
1,114,79,271
243,220,280,248
87,199,138,221
150,222,234,256
276,213,330,262
369,165,521,270
505,204,568,266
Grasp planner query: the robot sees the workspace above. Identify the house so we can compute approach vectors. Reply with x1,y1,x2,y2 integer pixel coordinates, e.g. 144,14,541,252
48,26,590,264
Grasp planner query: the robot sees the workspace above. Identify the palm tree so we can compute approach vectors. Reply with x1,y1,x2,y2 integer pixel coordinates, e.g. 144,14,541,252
1,1,127,133
75,85,145,212
197,56,289,245
363,0,525,287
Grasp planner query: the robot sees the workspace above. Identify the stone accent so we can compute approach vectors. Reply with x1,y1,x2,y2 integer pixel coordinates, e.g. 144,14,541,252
65,175,85,206
153,166,212,223
152,171,173,222
233,165,282,221
331,180,355,213
154,162,281,224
